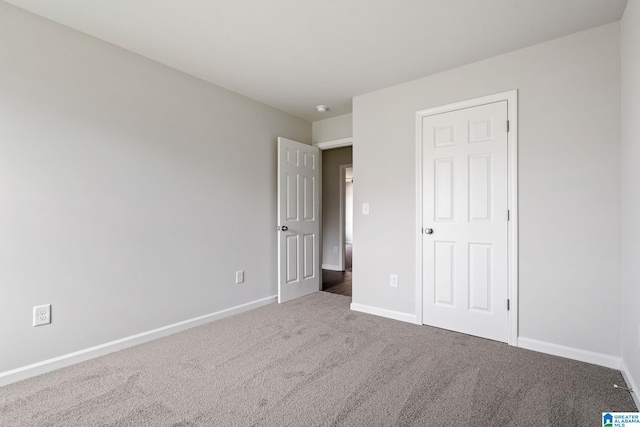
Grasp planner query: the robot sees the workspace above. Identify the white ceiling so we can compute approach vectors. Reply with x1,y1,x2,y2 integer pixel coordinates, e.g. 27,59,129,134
4,0,628,122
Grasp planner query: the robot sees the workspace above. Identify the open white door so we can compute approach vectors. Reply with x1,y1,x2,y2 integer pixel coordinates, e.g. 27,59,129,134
277,137,321,303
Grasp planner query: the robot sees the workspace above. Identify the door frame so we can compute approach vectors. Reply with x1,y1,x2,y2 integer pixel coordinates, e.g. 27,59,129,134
315,137,353,151
338,163,353,271
414,90,519,346
314,138,354,273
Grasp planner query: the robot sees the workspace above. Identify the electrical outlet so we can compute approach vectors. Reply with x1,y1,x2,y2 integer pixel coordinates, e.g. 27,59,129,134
390,274,398,288
333,246,338,254
33,304,51,326
235,270,244,284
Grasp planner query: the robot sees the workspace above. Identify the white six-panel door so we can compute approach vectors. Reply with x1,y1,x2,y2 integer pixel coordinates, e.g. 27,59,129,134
277,137,321,303
421,101,508,342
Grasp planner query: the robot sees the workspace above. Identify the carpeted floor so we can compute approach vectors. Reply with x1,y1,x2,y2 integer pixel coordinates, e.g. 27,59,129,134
0,292,636,426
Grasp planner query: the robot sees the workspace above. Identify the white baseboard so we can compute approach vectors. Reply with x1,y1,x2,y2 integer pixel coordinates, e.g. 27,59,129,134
517,337,621,370
350,303,417,324
0,295,277,387
322,264,343,271
620,359,640,409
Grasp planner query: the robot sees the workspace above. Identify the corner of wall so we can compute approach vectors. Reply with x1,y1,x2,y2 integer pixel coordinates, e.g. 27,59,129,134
620,0,640,410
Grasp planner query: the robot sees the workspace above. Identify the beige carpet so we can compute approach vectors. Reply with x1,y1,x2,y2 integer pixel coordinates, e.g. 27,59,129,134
0,292,636,426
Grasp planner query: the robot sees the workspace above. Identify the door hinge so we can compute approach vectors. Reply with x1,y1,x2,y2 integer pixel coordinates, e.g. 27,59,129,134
507,210,510,221
507,120,510,132
507,299,510,311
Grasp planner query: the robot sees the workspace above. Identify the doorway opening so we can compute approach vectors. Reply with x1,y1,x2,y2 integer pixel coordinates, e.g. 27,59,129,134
319,145,353,297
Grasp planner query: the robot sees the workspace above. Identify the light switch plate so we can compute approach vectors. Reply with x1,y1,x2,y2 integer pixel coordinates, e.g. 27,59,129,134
362,203,370,215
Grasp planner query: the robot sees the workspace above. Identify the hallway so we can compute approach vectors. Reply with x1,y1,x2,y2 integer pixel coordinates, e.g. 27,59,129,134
322,244,352,297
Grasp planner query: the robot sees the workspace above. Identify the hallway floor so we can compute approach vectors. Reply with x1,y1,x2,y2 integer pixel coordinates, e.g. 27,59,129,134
322,244,352,297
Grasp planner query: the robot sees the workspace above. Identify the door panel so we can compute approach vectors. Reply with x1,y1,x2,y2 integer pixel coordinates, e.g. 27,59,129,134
469,154,492,222
286,174,298,220
468,243,492,312
422,101,508,342
435,159,455,221
303,234,315,279
278,137,320,303
286,235,298,283
303,175,315,220
434,241,455,306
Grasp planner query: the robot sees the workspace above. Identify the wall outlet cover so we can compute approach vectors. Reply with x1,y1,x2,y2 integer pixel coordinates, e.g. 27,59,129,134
390,274,398,288
33,304,51,326
235,271,244,284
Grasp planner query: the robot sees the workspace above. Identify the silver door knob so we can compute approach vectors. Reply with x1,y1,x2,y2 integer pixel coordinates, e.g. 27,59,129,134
424,228,434,234
280,226,288,231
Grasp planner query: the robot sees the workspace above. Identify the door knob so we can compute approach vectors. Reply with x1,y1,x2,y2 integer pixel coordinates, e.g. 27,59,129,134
280,226,288,231
424,228,434,234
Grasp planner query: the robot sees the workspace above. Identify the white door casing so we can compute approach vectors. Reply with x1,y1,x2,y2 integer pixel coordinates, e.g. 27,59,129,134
277,137,321,303
417,94,518,344
338,164,353,271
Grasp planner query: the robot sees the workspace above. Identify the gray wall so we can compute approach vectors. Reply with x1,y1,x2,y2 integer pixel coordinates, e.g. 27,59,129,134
352,22,621,356
0,3,310,373
621,1,640,396
321,147,353,269
312,114,353,144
